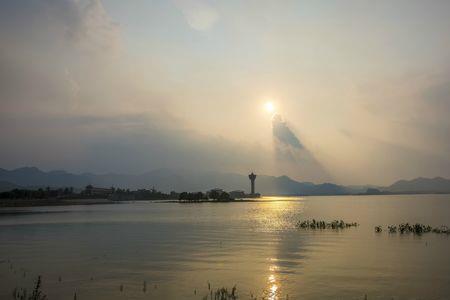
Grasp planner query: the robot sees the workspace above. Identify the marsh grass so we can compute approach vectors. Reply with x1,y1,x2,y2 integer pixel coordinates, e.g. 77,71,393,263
202,285,237,300
9,276,403,300
375,223,449,235
388,225,397,233
13,275,47,300
297,219,358,230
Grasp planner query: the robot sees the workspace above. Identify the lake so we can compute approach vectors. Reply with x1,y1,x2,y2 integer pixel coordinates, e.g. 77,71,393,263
1,194,449,299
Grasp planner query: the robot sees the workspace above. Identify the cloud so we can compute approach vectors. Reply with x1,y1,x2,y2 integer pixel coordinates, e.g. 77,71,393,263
0,112,269,174
0,0,124,116
0,0,121,54
270,114,330,182
0,0,261,176
272,114,303,149
64,0,121,53
175,0,219,31
1,0,450,185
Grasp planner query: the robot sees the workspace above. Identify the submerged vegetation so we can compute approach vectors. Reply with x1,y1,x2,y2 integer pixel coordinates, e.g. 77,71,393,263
374,223,449,235
296,219,359,230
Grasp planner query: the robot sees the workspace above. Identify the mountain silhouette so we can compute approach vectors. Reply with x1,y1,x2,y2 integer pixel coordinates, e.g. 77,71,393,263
385,177,450,193
0,167,449,195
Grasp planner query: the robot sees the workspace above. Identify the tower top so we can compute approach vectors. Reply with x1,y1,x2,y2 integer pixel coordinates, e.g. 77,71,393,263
248,172,257,180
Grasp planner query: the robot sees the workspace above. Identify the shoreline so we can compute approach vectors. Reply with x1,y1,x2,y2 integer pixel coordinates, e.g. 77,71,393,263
0,197,266,208
0,198,116,208
1,193,449,209
0,198,260,208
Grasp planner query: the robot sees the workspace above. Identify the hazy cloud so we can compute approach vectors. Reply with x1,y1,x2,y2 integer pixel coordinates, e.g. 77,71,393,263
0,113,269,175
0,0,120,53
272,114,303,149
1,1,450,185
271,114,330,182
64,0,121,52
175,0,219,31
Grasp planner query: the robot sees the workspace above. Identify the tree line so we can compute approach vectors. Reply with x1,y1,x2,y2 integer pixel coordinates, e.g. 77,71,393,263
0,186,234,202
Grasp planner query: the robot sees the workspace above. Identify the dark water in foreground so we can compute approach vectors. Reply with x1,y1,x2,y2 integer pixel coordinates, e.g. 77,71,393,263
0,195,449,300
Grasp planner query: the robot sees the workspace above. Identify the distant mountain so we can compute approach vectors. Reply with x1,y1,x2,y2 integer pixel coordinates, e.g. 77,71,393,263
0,167,90,188
0,181,22,192
0,167,349,195
0,167,449,195
256,175,349,195
385,177,450,193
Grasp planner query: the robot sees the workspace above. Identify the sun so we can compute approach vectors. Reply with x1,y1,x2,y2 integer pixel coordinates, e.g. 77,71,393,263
264,102,275,114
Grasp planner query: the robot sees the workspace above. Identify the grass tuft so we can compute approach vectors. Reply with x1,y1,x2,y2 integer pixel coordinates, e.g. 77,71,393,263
297,219,358,230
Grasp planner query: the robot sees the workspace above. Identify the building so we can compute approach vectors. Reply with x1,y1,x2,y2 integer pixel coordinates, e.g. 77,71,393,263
229,190,246,199
247,172,261,198
83,185,114,197
248,172,257,194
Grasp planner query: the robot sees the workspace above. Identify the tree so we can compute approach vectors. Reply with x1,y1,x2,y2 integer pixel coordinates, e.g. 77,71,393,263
209,190,220,200
219,192,230,201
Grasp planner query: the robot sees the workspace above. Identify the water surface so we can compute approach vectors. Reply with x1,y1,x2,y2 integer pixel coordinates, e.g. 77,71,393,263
1,195,449,299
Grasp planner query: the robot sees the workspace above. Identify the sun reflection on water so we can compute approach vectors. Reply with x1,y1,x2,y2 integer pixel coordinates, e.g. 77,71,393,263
264,263,280,300
248,197,305,232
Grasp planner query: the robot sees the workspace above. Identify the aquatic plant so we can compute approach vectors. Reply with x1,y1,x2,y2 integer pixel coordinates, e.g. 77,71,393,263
388,225,397,233
200,283,238,300
12,287,26,300
432,225,449,234
13,276,47,300
297,219,358,230
200,285,297,300
376,223,449,235
30,276,47,300
212,285,237,300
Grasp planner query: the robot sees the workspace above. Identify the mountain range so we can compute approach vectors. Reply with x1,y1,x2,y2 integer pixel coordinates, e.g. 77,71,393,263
1,167,450,195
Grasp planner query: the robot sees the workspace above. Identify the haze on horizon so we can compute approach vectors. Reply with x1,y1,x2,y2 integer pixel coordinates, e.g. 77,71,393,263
1,0,450,186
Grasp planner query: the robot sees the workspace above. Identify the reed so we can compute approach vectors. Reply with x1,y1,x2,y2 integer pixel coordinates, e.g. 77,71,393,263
297,219,358,230
13,275,47,300
388,225,397,233
212,285,237,300
200,282,238,300
375,223,449,235
432,225,449,234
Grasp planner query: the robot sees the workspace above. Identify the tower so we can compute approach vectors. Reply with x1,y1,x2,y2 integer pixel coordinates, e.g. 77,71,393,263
248,172,257,195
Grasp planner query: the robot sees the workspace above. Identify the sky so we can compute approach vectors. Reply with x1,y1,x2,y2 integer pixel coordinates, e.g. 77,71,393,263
0,0,450,185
